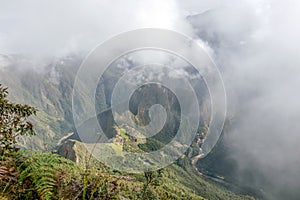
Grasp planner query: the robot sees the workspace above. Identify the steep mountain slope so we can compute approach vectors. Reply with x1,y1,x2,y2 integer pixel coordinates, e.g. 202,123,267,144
0,54,83,149
0,54,257,199
56,138,254,200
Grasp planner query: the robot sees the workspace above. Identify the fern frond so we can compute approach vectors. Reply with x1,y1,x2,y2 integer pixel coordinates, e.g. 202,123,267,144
18,151,76,200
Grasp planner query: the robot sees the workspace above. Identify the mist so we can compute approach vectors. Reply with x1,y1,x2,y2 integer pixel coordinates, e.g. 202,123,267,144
0,0,193,58
185,0,300,199
1,0,300,199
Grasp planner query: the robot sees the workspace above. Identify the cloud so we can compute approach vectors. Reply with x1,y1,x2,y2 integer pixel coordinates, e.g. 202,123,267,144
1,0,300,199
184,0,300,199
0,0,193,57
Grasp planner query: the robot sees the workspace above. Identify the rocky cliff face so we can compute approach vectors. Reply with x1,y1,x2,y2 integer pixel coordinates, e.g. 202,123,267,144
57,140,77,162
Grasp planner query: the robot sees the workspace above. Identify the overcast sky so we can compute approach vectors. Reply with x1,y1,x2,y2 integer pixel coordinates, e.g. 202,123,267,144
1,1,300,199
0,0,194,57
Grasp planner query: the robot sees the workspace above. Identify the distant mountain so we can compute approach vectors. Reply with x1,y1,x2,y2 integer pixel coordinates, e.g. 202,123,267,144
0,53,211,149
0,53,257,199
0,53,83,149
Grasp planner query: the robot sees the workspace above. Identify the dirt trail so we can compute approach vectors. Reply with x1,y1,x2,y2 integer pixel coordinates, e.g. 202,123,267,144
191,153,203,167
57,132,74,146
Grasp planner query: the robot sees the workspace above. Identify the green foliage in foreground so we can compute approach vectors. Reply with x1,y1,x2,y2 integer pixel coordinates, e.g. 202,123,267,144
0,151,78,200
18,151,76,200
0,84,37,156
0,150,202,200
0,149,256,200
0,85,255,200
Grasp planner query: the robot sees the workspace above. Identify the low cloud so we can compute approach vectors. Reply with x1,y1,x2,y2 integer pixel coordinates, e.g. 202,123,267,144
0,0,192,57
1,0,300,199
185,0,300,199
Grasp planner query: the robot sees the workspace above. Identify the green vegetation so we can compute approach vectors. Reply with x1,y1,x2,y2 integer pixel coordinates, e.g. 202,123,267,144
0,84,37,156
0,149,255,199
0,62,79,150
0,85,256,199
18,151,78,200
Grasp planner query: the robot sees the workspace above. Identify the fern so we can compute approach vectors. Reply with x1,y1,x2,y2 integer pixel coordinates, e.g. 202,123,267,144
18,151,75,200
